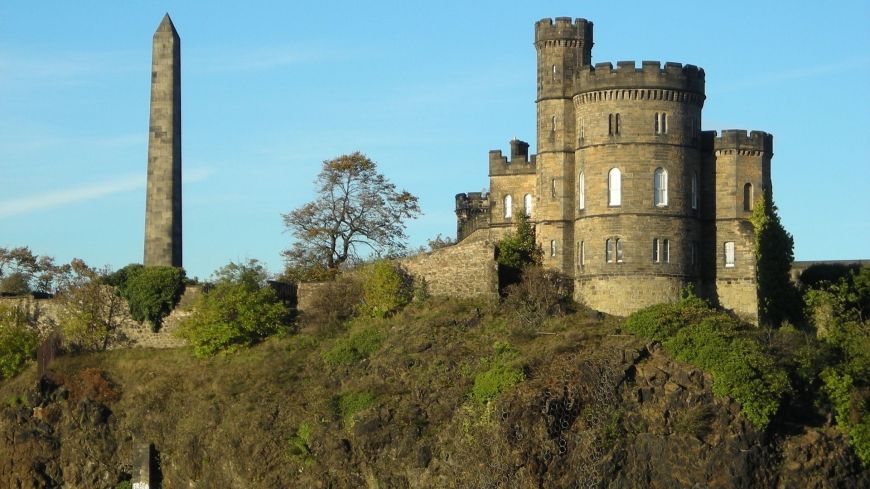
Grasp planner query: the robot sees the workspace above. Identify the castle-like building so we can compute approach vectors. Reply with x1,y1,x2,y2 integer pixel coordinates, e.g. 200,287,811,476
455,18,772,320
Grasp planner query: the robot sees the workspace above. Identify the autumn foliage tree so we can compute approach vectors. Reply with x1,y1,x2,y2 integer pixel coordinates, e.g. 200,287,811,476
282,152,421,280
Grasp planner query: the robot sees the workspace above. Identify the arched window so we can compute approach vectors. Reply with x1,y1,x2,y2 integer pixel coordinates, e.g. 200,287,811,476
724,241,735,268
608,168,622,206
523,193,532,217
605,238,613,263
550,240,557,257
551,115,557,133
578,172,585,210
504,195,512,218
691,172,699,210
654,168,668,207
743,183,753,212
616,238,624,263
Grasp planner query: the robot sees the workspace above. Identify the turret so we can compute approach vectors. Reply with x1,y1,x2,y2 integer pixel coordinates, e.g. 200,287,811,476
535,17,593,100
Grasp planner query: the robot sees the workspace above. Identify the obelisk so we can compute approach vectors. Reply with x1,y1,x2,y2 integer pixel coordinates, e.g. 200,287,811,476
144,14,182,267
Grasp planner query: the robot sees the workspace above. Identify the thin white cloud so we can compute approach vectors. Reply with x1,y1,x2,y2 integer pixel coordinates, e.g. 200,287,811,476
0,174,143,219
709,57,870,94
0,167,213,219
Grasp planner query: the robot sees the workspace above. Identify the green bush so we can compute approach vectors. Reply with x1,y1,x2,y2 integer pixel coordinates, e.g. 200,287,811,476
821,368,870,466
302,275,363,334
287,421,314,465
332,391,376,426
110,264,185,330
322,327,383,366
471,341,525,404
496,212,540,270
0,302,40,380
358,260,413,318
624,296,790,429
177,282,290,357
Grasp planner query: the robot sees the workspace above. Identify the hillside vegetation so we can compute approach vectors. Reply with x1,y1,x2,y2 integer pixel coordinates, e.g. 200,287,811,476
1,272,868,488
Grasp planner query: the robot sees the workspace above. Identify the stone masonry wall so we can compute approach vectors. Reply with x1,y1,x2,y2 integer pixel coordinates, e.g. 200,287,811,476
0,286,199,349
400,239,498,299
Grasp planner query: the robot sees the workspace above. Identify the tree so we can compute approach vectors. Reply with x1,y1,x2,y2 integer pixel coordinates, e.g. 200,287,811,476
750,192,801,326
0,247,67,295
112,265,186,331
56,259,126,351
496,212,541,270
177,260,290,357
282,152,421,278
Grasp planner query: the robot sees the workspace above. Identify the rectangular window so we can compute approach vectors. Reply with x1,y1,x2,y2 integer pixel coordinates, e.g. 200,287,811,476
578,172,585,210
580,240,585,266
652,238,660,262
608,114,613,136
580,118,585,139
724,241,735,268
606,239,613,263
615,113,620,134
654,113,659,134
662,113,667,134
551,178,557,198
616,238,624,263
662,239,669,263
550,240,557,257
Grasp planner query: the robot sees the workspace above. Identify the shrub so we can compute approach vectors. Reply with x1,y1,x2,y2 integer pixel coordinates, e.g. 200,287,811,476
322,327,383,366
821,368,870,466
471,341,525,404
625,297,790,429
0,302,40,380
302,275,363,334
358,260,413,318
61,368,120,405
750,193,801,326
503,265,572,330
496,212,540,270
332,391,376,426
58,261,127,351
287,421,314,465
177,281,290,357
111,265,185,331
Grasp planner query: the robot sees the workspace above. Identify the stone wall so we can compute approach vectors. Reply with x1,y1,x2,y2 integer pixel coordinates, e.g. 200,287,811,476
0,287,199,349
575,275,687,316
399,239,498,299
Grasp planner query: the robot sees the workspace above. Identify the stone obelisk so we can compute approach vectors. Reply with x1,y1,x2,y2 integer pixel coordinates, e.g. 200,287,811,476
144,14,182,267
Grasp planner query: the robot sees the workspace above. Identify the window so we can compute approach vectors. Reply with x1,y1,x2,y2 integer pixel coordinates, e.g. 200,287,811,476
608,168,622,206
691,172,699,210
654,113,667,134
579,118,585,139
616,238,624,263
652,238,669,263
605,238,613,263
552,64,557,81
654,168,668,207
551,115,557,133
550,240,557,257
504,195,512,218
724,241,735,268
579,240,585,267
743,183,753,212
551,178,557,198
578,172,585,210
608,113,620,135
523,193,532,217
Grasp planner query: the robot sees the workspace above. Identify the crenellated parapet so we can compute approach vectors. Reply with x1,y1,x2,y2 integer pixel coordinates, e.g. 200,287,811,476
455,192,492,241
534,17,593,47
489,139,537,176
709,129,773,156
573,61,705,104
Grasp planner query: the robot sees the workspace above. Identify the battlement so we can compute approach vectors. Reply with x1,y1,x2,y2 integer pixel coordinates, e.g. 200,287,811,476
708,129,773,154
489,139,536,176
456,192,489,209
574,60,705,96
535,17,593,44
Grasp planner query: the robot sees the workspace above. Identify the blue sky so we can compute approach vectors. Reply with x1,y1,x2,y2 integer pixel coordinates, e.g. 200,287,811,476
1,1,868,280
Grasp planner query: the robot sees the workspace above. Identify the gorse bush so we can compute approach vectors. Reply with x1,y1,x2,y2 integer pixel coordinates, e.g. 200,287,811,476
358,260,413,318
624,295,790,428
0,302,40,380
471,341,525,404
322,327,383,366
503,265,573,331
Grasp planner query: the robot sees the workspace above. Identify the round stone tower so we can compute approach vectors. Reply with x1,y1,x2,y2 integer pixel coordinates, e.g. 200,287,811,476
572,61,706,314
533,18,593,273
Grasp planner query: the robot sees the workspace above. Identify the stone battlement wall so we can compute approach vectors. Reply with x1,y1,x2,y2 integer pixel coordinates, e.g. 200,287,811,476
574,61,705,97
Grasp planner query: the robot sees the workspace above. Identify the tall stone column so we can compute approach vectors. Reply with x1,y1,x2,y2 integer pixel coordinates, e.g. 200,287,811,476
144,14,182,268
